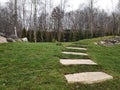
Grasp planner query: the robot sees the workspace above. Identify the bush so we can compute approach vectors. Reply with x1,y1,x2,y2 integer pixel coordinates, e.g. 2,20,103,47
56,42,62,46
21,29,91,42
21,28,27,38
37,30,41,42
52,38,57,43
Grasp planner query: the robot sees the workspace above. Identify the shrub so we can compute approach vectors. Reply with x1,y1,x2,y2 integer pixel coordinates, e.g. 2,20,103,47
21,28,27,38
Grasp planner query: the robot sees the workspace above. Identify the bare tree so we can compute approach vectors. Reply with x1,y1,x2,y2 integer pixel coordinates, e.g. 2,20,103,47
111,0,117,35
117,0,120,35
33,0,37,42
89,0,94,38
51,6,64,41
44,0,47,31
22,0,26,28
14,0,18,37
0,0,120,42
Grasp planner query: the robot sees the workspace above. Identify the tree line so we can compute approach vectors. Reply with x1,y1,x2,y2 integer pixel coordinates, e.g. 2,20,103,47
0,0,120,42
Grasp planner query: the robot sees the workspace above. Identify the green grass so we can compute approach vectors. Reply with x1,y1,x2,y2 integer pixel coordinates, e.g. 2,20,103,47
0,36,120,90
69,44,88,48
58,54,90,59
71,36,120,90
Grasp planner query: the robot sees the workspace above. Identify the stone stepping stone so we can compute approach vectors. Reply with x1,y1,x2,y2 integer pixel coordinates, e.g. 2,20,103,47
65,72,113,84
60,59,97,65
66,47,87,50
62,52,88,56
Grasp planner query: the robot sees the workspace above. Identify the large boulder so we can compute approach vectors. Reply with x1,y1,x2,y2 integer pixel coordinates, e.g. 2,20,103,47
9,34,18,39
0,36,7,43
0,33,6,37
7,38,16,42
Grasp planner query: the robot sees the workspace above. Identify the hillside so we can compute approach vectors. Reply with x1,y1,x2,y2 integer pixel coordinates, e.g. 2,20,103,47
0,36,120,90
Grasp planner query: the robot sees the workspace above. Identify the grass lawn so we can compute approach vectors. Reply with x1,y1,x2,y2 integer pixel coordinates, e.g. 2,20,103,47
0,36,120,90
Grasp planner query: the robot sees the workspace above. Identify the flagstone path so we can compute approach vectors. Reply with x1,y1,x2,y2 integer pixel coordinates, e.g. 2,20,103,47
60,59,97,65
65,72,113,84
66,47,87,50
62,52,88,56
61,45,113,84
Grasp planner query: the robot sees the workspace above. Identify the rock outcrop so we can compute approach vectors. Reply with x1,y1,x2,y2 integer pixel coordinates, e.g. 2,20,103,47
0,32,28,43
7,38,16,42
97,36,120,46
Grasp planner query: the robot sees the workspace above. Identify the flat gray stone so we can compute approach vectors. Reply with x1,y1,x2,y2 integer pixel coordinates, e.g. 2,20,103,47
60,59,97,65
62,52,88,56
65,72,113,84
66,47,87,50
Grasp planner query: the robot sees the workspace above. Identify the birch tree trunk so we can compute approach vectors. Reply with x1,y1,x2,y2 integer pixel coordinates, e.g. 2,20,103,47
89,0,94,38
33,0,37,42
22,0,26,28
14,0,18,37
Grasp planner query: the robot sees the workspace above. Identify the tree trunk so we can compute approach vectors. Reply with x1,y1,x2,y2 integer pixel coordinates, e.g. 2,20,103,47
34,0,37,42
14,0,18,37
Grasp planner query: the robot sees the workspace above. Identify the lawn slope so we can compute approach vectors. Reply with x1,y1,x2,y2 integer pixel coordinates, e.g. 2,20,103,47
0,36,120,90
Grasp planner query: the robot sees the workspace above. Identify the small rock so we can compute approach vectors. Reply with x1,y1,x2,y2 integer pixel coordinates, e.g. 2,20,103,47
22,37,28,42
100,41,105,44
15,39,22,42
94,42,98,45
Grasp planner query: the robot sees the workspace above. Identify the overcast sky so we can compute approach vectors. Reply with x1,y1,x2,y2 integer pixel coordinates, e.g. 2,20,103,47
0,0,119,12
